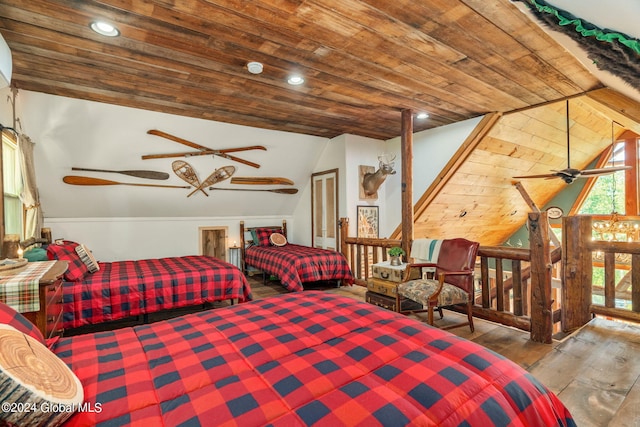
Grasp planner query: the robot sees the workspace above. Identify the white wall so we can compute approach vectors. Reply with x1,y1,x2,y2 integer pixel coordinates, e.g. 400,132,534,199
343,135,387,238
15,91,328,219
0,89,329,260
45,215,292,261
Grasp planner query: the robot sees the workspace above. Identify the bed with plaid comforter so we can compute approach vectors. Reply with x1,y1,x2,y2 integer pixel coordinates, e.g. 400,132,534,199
50,291,574,426
244,243,354,291
61,256,252,329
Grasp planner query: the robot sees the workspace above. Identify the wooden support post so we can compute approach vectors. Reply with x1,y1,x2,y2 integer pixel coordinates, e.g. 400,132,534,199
339,217,349,260
513,181,561,248
621,130,639,215
401,109,414,260
562,215,593,332
528,211,553,343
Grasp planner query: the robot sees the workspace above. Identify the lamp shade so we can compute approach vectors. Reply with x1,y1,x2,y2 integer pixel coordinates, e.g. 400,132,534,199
0,32,12,88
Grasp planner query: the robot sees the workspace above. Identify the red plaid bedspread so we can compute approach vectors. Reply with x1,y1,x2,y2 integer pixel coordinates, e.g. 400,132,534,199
62,256,251,329
244,244,354,291
54,292,575,427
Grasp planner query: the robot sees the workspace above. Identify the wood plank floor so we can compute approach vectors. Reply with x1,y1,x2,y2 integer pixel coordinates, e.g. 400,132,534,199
250,278,640,427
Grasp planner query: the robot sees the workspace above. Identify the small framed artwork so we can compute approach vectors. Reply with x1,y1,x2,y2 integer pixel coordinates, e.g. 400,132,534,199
357,205,379,238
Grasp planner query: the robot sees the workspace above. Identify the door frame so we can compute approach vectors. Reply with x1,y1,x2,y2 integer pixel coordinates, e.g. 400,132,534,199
311,168,339,248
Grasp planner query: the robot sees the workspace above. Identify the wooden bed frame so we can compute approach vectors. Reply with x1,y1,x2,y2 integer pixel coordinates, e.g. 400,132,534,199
239,220,287,276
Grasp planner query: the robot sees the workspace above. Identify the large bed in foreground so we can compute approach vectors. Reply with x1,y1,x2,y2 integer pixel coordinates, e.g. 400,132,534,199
1,291,574,426
240,220,354,291
46,240,252,330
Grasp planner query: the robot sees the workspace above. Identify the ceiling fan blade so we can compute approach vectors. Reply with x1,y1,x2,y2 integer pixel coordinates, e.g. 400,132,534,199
580,165,631,176
513,173,560,179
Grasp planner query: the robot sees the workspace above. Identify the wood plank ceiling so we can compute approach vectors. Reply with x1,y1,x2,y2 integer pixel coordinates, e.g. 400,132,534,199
3,1,640,245
1,0,602,140
398,89,640,246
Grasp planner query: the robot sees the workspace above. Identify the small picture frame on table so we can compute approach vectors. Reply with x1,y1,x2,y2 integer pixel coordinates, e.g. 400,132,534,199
357,205,379,238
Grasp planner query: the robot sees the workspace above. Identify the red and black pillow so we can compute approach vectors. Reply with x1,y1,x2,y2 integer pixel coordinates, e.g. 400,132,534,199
46,240,89,281
253,228,277,247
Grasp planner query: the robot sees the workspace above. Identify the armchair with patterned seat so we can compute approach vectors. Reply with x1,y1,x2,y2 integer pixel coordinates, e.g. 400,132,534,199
396,238,480,332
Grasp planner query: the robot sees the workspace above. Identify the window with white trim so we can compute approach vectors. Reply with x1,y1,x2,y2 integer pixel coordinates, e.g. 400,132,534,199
3,133,22,236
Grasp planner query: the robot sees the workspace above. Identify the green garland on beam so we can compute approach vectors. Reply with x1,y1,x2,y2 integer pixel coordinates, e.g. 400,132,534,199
527,0,640,56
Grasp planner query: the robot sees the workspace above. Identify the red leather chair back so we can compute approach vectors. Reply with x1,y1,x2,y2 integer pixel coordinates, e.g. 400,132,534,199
435,238,480,293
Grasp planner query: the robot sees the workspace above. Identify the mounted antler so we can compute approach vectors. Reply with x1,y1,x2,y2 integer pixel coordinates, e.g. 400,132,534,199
362,154,396,197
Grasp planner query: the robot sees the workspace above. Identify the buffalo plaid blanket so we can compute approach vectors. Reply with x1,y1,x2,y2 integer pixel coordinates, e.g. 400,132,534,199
62,256,251,329
0,260,56,313
53,292,575,427
244,244,354,291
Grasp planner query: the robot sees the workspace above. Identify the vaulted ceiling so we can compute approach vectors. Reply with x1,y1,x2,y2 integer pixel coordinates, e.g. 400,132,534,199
0,0,606,140
395,89,640,245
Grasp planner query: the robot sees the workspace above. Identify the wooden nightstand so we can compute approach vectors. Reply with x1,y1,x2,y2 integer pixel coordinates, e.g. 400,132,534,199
22,260,68,339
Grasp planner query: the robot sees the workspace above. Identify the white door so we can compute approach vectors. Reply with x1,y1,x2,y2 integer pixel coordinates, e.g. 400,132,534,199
311,169,338,250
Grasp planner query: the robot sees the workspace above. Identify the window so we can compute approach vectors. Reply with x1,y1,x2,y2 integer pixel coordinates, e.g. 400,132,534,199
577,141,628,215
578,171,625,215
3,133,22,236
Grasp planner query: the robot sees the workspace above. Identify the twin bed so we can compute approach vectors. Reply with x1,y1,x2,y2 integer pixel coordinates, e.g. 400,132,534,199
240,220,354,291
1,291,575,426
45,240,252,330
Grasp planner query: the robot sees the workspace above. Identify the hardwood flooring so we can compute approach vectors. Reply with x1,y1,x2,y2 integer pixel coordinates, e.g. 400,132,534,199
249,277,640,427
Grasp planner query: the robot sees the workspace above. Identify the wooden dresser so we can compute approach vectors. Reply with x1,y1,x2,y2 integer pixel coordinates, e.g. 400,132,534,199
22,260,68,339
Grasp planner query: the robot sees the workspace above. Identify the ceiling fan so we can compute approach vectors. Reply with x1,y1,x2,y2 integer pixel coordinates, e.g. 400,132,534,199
513,100,630,184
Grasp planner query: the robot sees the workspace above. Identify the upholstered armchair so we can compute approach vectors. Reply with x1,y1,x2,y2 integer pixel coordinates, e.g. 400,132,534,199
396,238,479,332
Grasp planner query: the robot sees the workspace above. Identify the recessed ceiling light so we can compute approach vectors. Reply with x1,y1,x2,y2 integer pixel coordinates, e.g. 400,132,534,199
416,112,429,119
247,61,263,74
90,21,120,37
287,75,304,85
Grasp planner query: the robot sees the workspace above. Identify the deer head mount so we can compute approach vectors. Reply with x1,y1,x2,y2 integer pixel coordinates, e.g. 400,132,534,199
361,154,396,198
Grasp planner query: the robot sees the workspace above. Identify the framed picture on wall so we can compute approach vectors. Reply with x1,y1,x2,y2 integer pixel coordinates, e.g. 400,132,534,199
357,205,379,238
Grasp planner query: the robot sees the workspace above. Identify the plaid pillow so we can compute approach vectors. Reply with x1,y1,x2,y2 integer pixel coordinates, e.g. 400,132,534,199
0,301,45,344
254,227,277,246
46,241,89,282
